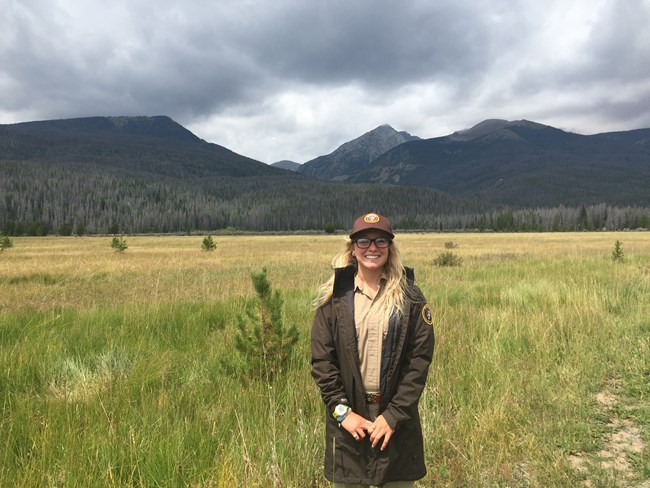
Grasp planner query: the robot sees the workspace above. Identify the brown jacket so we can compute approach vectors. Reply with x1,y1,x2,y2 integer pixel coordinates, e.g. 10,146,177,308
311,265,435,485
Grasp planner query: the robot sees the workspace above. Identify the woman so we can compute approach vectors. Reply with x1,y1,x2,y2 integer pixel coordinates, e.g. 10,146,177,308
311,212,435,487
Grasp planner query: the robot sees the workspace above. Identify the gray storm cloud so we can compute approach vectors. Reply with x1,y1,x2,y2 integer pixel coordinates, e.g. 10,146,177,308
1,0,649,162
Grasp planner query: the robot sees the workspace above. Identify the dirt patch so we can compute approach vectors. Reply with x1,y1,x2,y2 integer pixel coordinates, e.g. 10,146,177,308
598,418,644,471
595,390,618,409
569,380,648,487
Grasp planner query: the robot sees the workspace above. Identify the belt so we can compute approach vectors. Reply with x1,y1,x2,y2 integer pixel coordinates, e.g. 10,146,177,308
365,392,380,404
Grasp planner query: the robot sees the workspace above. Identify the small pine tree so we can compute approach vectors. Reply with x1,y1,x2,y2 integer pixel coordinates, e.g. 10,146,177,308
201,235,217,251
111,235,128,253
234,268,299,383
612,240,624,262
0,233,14,252
323,223,336,234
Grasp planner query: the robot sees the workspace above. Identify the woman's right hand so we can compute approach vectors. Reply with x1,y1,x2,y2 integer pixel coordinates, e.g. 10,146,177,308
341,411,372,441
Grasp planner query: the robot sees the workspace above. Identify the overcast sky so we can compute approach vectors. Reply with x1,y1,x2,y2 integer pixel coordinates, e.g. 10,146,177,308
2,0,649,163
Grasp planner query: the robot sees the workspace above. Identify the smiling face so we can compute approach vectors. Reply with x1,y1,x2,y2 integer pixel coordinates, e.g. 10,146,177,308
352,230,391,274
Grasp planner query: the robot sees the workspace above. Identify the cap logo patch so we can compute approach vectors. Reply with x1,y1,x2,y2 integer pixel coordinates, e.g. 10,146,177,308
364,213,380,224
422,304,433,326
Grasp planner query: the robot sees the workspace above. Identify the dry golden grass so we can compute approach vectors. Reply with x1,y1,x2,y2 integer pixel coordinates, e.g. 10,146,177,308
3,232,648,312
1,232,649,486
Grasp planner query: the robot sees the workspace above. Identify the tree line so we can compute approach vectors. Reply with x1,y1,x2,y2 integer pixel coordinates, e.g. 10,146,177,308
2,161,649,235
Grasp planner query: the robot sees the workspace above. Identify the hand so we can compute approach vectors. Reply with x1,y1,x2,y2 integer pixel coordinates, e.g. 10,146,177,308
368,414,394,450
340,411,372,441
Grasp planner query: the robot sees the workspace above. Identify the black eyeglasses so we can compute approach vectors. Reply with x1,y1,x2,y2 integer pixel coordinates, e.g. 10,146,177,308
353,237,392,249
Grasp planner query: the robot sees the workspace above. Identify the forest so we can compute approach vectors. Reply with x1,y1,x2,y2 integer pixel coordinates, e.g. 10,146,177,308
1,160,649,235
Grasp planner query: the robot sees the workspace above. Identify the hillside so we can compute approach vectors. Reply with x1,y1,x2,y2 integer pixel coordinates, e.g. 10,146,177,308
298,124,419,180
0,116,484,234
0,115,280,178
271,160,301,171
347,120,650,207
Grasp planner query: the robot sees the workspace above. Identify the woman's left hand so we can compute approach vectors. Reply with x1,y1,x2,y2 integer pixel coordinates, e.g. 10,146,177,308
368,414,394,450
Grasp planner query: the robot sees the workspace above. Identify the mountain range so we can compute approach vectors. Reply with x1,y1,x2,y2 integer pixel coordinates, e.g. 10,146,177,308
0,116,479,235
1,115,649,235
300,119,650,207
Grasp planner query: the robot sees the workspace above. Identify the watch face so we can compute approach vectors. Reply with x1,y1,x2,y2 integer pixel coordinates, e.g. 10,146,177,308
334,404,348,417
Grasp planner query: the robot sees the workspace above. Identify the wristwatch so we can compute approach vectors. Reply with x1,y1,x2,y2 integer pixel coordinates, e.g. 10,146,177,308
332,404,351,423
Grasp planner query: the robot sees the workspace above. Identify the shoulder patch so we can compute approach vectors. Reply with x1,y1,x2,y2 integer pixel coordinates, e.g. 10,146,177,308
421,304,433,326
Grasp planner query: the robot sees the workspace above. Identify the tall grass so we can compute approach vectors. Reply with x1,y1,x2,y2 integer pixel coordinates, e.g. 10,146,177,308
1,233,649,486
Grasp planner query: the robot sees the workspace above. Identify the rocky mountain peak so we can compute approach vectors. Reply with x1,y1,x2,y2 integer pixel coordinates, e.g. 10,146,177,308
298,124,419,179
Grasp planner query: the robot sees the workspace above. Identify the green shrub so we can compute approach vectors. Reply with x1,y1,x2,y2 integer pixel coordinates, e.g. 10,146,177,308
323,223,336,234
444,241,458,249
0,233,13,252
110,235,128,253
433,251,462,267
201,235,217,251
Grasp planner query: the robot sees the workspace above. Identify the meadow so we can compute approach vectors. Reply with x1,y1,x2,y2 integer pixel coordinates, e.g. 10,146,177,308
1,233,649,487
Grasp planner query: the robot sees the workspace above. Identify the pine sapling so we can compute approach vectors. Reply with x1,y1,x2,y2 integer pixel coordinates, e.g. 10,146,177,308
612,240,624,262
202,235,217,251
234,268,299,383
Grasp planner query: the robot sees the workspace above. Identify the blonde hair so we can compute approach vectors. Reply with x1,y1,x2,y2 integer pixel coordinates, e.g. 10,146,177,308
314,238,411,322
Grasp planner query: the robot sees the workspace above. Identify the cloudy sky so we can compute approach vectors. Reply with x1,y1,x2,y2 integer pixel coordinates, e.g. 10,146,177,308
2,0,649,163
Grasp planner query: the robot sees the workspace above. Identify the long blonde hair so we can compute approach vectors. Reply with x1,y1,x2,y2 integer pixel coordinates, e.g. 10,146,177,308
315,238,410,321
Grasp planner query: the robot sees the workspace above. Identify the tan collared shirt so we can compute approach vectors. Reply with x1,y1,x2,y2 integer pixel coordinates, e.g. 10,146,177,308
354,274,389,394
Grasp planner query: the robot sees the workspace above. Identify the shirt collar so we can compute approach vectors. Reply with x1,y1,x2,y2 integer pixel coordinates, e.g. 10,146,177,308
354,273,387,293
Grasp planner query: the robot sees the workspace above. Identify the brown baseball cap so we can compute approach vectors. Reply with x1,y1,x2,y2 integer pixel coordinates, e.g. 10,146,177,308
350,212,394,239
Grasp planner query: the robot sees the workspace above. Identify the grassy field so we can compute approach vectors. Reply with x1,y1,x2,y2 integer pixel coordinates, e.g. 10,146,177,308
1,233,649,487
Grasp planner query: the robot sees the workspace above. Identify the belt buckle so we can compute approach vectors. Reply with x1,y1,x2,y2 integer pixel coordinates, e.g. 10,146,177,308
365,392,380,404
